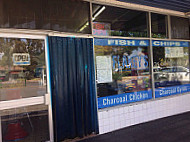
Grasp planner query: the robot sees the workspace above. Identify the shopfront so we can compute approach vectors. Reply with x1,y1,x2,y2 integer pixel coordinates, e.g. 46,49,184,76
0,0,189,141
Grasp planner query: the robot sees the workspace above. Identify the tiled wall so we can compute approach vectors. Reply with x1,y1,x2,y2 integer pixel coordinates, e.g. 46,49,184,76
98,94,190,134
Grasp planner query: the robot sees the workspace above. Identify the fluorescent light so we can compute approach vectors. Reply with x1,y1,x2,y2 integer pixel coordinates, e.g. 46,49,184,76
78,6,106,32
78,22,89,32
93,6,106,21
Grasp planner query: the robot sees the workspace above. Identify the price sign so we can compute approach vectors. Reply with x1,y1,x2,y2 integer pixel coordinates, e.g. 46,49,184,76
13,53,30,65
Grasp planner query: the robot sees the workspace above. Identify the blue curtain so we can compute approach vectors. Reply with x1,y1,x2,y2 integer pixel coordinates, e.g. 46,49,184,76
48,36,99,141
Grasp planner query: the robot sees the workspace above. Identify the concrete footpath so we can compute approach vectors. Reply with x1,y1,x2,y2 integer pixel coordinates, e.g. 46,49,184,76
79,111,190,142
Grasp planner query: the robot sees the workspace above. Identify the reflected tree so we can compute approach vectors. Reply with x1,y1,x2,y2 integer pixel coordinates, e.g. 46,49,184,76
0,38,45,80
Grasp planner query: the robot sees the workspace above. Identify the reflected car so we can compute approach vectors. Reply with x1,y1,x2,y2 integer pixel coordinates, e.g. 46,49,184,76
154,66,189,87
161,66,189,82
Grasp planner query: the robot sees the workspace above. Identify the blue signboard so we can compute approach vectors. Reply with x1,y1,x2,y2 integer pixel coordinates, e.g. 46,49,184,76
98,90,152,109
94,39,189,47
94,38,149,46
152,40,189,47
155,84,190,98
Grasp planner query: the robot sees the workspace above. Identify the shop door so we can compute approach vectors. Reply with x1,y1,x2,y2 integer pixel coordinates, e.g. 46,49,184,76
0,34,52,142
48,36,98,141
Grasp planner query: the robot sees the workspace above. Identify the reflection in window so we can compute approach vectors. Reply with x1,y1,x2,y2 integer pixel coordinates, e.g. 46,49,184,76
95,42,151,98
0,0,91,34
1,105,49,141
151,13,168,38
0,38,46,101
153,45,190,89
171,16,190,39
92,4,148,37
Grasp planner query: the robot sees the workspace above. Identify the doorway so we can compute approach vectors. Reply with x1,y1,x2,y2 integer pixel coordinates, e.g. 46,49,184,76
0,33,52,142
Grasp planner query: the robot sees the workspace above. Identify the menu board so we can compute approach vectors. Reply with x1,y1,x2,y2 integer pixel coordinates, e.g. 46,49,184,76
96,56,112,83
165,47,184,58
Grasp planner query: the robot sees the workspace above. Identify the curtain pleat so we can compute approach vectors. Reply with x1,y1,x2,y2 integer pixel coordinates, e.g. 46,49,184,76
48,36,99,141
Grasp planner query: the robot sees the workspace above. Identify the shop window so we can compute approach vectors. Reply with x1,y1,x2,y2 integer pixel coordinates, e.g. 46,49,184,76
1,105,49,141
92,4,148,37
94,38,152,109
152,40,190,98
171,16,190,39
0,0,91,34
0,38,46,101
151,13,168,38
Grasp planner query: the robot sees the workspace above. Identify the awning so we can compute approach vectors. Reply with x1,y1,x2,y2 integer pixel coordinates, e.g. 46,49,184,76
117,0,190,13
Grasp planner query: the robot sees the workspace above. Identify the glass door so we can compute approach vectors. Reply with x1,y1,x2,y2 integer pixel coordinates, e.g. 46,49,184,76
0,34,52,142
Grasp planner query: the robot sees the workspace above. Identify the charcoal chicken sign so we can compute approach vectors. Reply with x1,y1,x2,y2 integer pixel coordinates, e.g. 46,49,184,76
13,53,30,65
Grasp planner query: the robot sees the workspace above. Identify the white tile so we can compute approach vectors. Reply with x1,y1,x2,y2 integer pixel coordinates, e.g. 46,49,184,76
124,107,129,113
134,117,138,124
129,112,134,119
98,111,103,119
114,115,119,123
99,126,104,134
109,125,115,131
99,119,104,127
103,118,109,126
109,110,114,117
121,121,125,128
142,103,147,109
115,122,120,130
103,111,109,119
125,120,130,127
134,111,138,118
147,108,151,114
124,113,129,119
114,108,119,115
134,105,138,112
104,125,110,133
130,119,135,126
109,117,115,125
140,110,145,116
129,106,134,112
147,102,151,108
98,94,190,134
138,117,143,124
119,114,125,122
119,107,124,114
138,104,143,111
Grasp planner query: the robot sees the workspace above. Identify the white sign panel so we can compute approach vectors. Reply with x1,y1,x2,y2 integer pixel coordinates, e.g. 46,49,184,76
165,47,184,58
96,56,112,83
13,53,30,65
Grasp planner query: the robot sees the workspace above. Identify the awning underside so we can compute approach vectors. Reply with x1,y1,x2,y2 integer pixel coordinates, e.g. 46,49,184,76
117,0,190,13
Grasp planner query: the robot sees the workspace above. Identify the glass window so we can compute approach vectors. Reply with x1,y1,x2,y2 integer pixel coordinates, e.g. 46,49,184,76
151,13,168,38
95,38,152,109
171,16,189,39
0,38,46,101
153,40,190,98
92,4,148,37
1,105,49,141
0,0,91,34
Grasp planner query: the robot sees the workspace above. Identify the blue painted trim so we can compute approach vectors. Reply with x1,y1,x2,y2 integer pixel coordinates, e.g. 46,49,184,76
98,89,152,109
46,36,52,106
